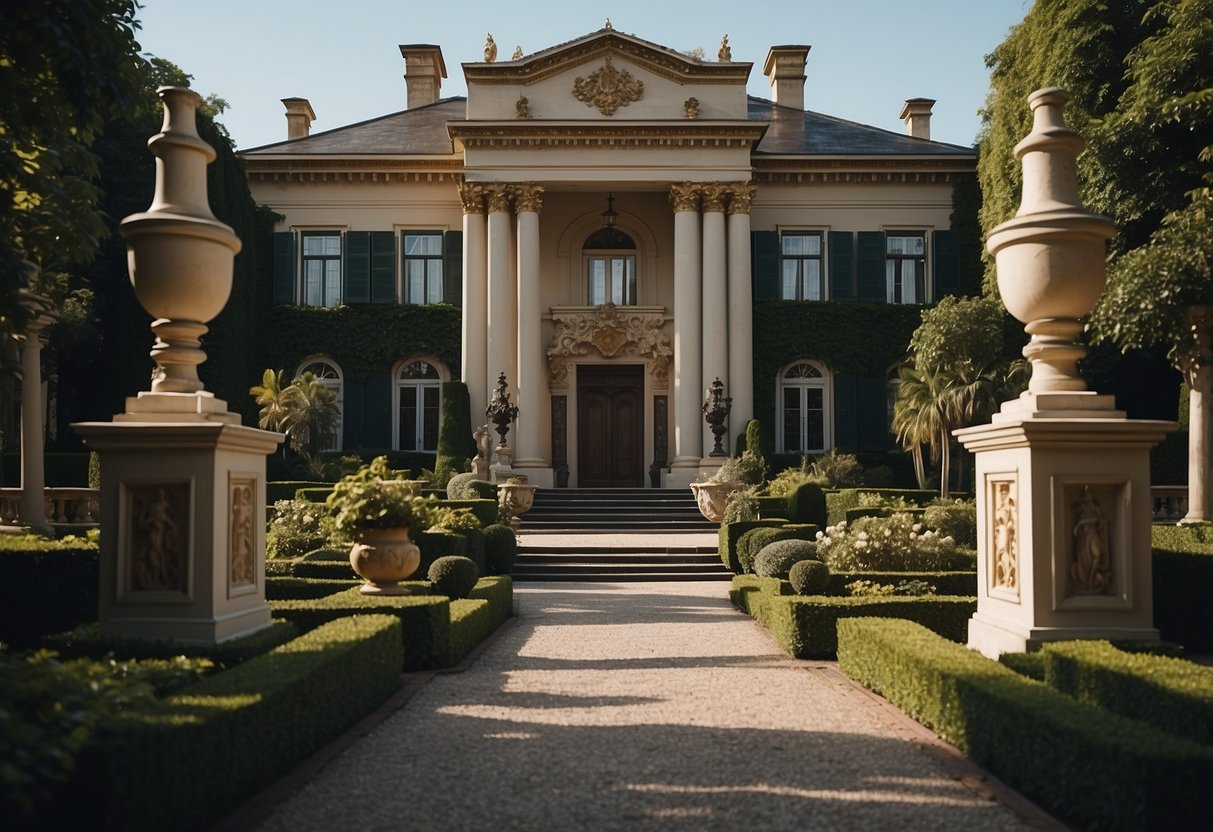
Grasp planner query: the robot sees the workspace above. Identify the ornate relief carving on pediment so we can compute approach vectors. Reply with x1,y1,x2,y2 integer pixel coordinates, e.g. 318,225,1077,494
547,304,671,389
572,55,644,116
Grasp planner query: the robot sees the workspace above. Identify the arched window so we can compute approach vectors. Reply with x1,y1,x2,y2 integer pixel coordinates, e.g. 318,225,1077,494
296,357,343,452
778,360,831,454
394,359,442,452
583,227,637,306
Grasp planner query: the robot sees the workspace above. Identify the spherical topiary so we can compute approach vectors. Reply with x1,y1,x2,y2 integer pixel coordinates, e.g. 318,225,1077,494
737,527,796,574
753,539,818,579
788,559,830,595
427,555,480,599
447,473,497,500
482,523,518,575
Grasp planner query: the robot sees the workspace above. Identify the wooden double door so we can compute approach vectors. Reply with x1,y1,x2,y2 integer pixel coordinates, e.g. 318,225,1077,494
577,364,644,488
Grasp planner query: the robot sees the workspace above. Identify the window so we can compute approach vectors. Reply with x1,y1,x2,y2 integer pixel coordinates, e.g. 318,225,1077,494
781,232,823,300
395,360,441,452
779,361,830,454
301,233,342,307
296,357,343,452
583,227,637,306
402,232,444,304
886,232,926,304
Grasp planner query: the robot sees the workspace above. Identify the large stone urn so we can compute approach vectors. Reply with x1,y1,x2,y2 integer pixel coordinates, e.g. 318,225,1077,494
350,527,421,595
498,481,537,528
690,481,742,523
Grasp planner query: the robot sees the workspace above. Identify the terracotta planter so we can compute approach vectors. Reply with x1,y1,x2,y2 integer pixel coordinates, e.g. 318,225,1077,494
349,526,421,595
690,481,742,523
498,483,537,526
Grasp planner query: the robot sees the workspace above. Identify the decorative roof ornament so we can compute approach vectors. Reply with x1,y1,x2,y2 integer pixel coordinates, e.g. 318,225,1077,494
512,45,523,61
604,18,613,30
718,34,732,62
484,33,497,63
572,55,644,116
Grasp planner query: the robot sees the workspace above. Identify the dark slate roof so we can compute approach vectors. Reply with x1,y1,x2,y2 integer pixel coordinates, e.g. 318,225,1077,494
748,97,974,156
241,95,973,159
241,97,464,155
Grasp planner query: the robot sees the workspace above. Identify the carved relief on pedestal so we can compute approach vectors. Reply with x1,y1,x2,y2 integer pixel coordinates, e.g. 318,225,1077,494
989,478,1019,599
1068,485,1113,596
126,482,190,594
572,55,644,115
229,478,256,589
547,304,671,390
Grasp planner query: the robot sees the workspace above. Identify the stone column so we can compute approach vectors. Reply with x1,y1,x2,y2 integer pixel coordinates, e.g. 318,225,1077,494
18,299,54,535
700,184,728,458
668,183,702,487
458,182,489,421
1182,306,1213,523
513,183,552,485
727,183,756,434
485,186,516,410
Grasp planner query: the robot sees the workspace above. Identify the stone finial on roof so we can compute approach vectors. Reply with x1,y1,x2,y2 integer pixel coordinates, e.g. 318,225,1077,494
718,35,732,62
484,33,497,63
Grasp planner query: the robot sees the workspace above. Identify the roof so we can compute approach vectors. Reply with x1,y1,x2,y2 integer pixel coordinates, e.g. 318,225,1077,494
241,98,464,156
748,98,973,156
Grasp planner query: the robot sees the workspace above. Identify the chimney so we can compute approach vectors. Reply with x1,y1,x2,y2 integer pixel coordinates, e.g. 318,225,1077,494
400,44,447,109
282,98,316,140
763,45,810,111
900,98,935,140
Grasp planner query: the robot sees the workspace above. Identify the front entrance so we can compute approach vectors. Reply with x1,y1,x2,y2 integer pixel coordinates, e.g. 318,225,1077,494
577,364,644,488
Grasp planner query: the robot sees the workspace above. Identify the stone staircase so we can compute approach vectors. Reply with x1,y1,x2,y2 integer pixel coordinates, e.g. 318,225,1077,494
513,488,730,582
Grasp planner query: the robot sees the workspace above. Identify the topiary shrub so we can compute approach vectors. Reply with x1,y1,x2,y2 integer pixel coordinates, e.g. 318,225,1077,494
434,381,477,486
427,555,480,599
788,559,830,595
745,419,766,469
447,472,495,500
922,499,978,548
482,523,518,575
754,539,818,579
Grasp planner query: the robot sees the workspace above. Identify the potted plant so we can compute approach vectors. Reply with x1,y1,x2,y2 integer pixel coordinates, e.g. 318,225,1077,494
327,456,428,594
497,475,537,527
690,450,765,523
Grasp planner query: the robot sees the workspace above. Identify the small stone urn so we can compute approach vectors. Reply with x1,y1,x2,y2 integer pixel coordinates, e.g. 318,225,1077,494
349,527,421,595
690,481,742,523
498,480,537,528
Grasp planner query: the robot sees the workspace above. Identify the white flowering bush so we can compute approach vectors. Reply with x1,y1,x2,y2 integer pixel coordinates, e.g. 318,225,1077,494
814,512,958,572
266,498,339,559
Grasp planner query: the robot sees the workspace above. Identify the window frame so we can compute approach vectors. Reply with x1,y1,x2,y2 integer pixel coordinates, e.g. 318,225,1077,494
584,251,637,306
392,358,447,453
400,230,445,305
295,356,343,452
779,230,825,301
299,231,343,307
777,360,832,454
885,230,928,305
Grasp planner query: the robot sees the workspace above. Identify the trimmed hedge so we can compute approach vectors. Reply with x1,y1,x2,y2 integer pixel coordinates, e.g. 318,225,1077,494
825,488,937,526
785,481,827,527
1151,526,1213,651
730,575,974,658
1038,640,1213,746
736,524,818,574
0,543,98,647
837,618,1213,832
58,615,404,832
718,519,786,573
265,576,358,600
827,570,977,597
266,480,331,503
42,620,300,667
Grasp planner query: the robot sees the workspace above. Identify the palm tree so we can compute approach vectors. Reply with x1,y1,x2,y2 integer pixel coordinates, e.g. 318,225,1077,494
281,371,340,470
892,364,937,489
250,369,291,458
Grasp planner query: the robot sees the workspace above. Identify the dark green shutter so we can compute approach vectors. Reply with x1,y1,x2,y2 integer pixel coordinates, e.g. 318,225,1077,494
344,232,370,304
752,230,780,301
444,230,463,306
271,232,295,305
932,229,960,300
833,374,858,450
370,231,396,303
829,231,854,302
857,232,885,302
362,371,394,449
855,376,890,452
341,380,363,448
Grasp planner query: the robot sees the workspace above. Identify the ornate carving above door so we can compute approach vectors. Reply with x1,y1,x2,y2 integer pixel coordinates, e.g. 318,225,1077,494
547,304,671,390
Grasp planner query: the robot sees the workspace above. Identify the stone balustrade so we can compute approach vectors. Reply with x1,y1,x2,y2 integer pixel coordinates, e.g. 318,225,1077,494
0,488,101,530
1151,486,1189,524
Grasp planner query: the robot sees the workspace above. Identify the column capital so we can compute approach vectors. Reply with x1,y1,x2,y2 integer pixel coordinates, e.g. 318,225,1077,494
669,182,701,213
700,183,727,213
513,182,544,213
457,181,487,214
726,182,757,215
486,185,512,214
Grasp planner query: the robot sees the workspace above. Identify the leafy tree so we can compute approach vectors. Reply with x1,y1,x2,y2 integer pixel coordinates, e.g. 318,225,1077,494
251,369,340,476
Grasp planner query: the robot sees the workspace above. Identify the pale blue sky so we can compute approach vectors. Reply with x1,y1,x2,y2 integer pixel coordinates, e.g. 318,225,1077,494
134,0,1034,151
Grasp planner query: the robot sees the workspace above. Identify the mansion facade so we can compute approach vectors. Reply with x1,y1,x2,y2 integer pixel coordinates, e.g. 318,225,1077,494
242,25,976,488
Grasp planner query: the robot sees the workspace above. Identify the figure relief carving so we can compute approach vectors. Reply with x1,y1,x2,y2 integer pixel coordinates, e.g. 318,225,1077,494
484,33,498,63
700,183,727,213
229,479,255,587
129,483,188,592
572,55,644,116
547,304,672,389
669,182,701,213
991,481,1018,592
457,181,487,215
516,94,533,119
1070,486,1112,595
718,34,732,62
513,183,544,213
684,97,700,119
486,186,512,214
726,182,757,215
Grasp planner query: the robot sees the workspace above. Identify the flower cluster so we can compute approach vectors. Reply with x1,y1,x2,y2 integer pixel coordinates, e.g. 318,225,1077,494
815,512,957,572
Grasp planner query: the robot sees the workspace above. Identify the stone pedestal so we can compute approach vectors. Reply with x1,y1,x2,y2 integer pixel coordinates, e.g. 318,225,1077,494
957,399,1174,657
76,412,281,643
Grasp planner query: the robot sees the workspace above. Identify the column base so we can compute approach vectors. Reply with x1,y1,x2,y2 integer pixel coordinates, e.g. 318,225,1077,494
102,603,273,645
664,463,702,490
509,465,554,488
968,611,1160,659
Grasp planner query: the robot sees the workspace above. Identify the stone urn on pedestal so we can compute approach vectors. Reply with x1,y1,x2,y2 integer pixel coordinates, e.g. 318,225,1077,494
498,477,537,528
486,372,519,483
327,457,422,595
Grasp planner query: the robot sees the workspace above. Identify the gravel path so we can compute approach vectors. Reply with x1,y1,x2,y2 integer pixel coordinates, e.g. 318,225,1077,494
253,581,1055,831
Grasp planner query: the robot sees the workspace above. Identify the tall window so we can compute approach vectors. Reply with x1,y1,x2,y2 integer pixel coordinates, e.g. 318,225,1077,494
301,232,342,307
296,357,343,452
402,232,444,304
395,360,441,452
779,361,830,454
886,232,926,304
583,227,636,306
781,232,823,300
